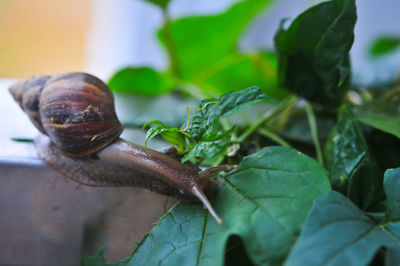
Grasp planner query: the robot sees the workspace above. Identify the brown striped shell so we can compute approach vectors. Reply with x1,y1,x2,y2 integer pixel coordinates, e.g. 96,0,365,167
9,75,52,134
10,72,123,157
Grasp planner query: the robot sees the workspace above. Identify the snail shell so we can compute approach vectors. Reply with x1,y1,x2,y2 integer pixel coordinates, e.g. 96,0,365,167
9,72,123,157
9,75,51,134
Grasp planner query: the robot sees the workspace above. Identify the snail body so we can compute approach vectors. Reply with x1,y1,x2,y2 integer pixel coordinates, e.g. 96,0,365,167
9,72,231,224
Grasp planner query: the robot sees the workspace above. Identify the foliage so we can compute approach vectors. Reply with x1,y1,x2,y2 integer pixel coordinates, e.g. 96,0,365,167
81,247,131,266
286,178,400,266
369,36,400,58
127,147,330,265
84,0,400,265
324,106,383,210
274,0,357,107
143,86,274,162
108,67,174,96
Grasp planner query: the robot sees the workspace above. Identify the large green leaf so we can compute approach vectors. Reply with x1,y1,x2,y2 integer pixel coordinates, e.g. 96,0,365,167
81,246,131,266
354,102,400,139
196,52,285,98
127,146,331,265
285,189,400,266
274,0,357,106
324,106,382,210
189,86,275,138
108,67,174,96
369,36,400,58
158,0,281,96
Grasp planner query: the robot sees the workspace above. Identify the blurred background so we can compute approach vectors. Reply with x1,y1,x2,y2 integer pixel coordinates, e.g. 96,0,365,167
1,0,400,264
1,0,400,84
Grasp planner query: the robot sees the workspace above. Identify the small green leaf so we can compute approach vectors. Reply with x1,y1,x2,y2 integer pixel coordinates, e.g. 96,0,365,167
189,86,275,138
369,36,400,57
285,191,400,266
354,102,400,139
274,0,357,106
108,67,174,96
81,246,131,266
324,106,383,210
141,0,170,8
143,120,186,153
127,146,331,265
182,127,234,162
160,131,186,154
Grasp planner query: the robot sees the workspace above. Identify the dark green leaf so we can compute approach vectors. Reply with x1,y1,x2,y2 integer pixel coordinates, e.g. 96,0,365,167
182,127,234,162
141,0,170,8
369,36,400,57
189,86,275,138
81,246,131,266
127,146,331,265
108,67,174,96
274,0,357,106
384,168,400,220
158,0,281,96
285,191,400,266
324,106,383,210
354,102,400,139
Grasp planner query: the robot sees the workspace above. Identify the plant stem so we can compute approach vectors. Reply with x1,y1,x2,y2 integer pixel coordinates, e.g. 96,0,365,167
162,6,181,78
305,103,324,166
258,127,291,147
163,196,169,213
237,95,297,143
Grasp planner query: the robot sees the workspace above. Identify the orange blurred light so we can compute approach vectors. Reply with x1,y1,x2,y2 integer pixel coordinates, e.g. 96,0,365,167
0,0,90,78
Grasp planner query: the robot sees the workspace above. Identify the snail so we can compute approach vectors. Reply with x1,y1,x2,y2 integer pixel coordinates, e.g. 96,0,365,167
9,72,234,224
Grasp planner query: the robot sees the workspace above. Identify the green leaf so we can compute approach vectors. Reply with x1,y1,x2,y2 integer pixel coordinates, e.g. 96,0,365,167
274,0,357,106
354,102,400,139
127,146,331,265
182,127,234,162
81,246,131,266
384,168,400,220
196,52,286,98
143,120,186,153
189,86,275,138
108,67,174,96
369,36,400,57
285,191,400,266
141,0,170,8
158,0,281,96
324,106,383,210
